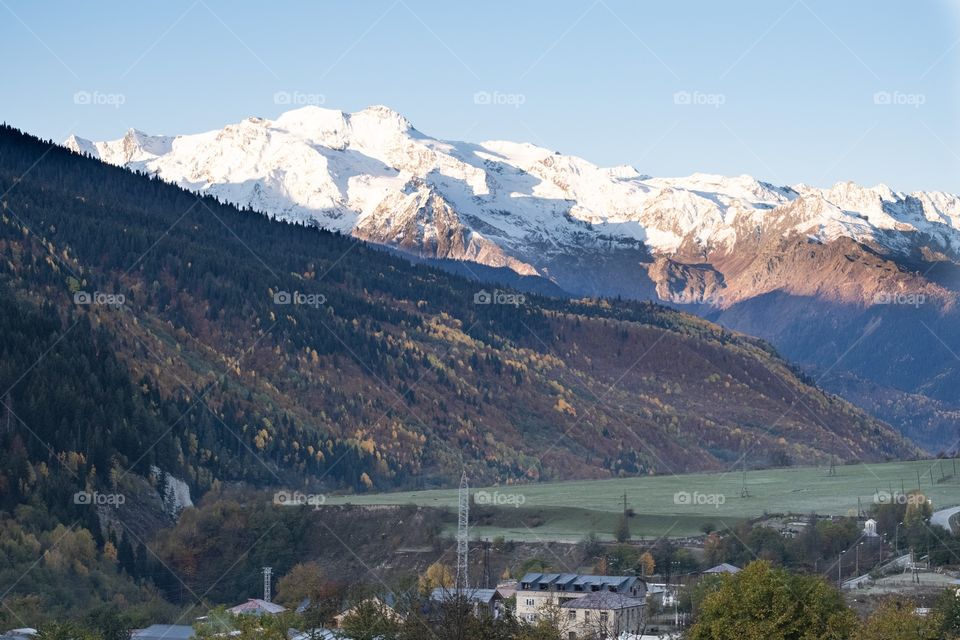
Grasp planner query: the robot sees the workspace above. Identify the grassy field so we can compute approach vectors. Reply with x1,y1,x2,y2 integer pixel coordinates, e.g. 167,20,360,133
325,459,960,541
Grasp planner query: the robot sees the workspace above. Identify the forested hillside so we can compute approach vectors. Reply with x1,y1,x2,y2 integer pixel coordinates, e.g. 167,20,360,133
0,124,916,509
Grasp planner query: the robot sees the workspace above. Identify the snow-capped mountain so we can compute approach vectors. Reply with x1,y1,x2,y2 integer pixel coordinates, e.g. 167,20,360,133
66,105,960,307
66,106,960,299
65,105,960,452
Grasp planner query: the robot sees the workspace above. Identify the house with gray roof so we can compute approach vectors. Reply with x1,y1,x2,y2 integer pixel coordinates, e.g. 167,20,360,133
131,625,194,640
430,587,504,618
515,573,646,637
702,563,741,575
560,591,647,638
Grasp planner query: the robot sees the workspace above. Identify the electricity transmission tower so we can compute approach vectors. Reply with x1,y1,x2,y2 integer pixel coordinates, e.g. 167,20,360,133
455,471,470,594
263,566,272,602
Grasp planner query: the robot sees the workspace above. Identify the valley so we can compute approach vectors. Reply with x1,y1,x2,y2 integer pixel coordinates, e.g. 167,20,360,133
324,458,960,540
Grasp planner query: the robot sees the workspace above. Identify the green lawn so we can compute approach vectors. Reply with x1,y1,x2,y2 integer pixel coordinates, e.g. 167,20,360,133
324,459,960,541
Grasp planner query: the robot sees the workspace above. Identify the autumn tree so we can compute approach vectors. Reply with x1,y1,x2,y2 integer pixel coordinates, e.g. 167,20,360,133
934,588,960,639
275,561,327,606
340,599,401,640
855,597,942,640
638,551,655,577
418,561,454,593
688,561,855,640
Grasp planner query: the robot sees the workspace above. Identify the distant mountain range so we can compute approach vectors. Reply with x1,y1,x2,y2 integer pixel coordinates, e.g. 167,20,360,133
66,106,960,453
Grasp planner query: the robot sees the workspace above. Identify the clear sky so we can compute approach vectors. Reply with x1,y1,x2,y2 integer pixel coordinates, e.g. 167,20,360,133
4,0,960,192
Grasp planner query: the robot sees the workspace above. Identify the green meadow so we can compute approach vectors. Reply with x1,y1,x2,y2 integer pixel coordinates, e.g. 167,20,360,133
325,459,960,540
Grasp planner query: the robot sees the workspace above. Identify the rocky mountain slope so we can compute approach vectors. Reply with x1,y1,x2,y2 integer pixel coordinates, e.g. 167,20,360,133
66,106,960,452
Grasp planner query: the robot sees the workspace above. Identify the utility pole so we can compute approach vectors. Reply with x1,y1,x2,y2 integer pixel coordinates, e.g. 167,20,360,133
263,567,272,603
741,455,750,498
2,393,11,433
838,550,845,584
482,540,492,589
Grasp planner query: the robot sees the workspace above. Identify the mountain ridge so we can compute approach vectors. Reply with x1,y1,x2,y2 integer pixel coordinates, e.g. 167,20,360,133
64,104,960,287
0,123,920,499
64,106,960,452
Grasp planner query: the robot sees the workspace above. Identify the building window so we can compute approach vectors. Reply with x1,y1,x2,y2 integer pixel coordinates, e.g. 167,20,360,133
568,610,576,620
525,599,535,607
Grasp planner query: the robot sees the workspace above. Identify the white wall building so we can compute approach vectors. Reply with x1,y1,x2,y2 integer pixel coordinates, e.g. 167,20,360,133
515,573,646,638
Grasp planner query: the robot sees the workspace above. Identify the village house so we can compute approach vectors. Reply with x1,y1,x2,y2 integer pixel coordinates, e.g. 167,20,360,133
333,596,404,628
515,573,646,638
701,563,741,576
226,598,287,616
130,626,194,640
559,591,646,639
430,587,505,618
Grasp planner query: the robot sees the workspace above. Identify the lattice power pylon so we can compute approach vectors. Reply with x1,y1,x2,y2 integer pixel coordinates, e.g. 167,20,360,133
263,566,272,602
455,471,469,594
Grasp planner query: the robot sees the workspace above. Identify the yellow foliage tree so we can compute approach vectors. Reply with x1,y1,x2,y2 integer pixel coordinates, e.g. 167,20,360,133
418,561,454,593
638,551,655,577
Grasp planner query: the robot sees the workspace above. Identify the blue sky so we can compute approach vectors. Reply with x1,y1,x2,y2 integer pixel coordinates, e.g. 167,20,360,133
4,0,959,192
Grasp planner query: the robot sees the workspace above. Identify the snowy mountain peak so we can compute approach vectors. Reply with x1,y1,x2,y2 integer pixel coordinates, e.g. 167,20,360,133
66,104,960,293
64,134,97,157
353,104,412,129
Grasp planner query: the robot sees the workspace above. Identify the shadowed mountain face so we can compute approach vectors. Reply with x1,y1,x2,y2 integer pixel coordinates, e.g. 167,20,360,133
65,106,960,452
0,124,919,503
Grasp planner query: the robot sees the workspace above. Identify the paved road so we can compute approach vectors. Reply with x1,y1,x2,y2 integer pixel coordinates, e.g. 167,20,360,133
931,505,960,533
